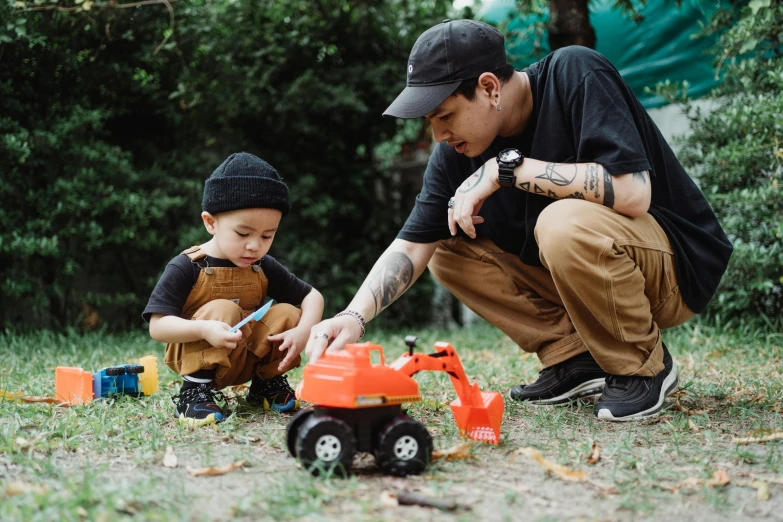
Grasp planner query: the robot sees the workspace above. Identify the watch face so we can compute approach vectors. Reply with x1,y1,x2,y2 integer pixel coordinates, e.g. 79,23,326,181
499,149,522,163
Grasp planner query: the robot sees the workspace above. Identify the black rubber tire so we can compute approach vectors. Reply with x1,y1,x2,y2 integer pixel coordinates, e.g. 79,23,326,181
295,415,356,477
374,416,433,477
104,366,126,376
285,407,314,458
125,364,145,374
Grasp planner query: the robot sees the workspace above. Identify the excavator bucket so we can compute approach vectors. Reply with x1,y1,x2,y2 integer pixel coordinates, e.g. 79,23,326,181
449,385,504,445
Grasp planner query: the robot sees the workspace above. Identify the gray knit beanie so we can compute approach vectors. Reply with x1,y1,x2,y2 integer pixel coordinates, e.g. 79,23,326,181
202,152,291,217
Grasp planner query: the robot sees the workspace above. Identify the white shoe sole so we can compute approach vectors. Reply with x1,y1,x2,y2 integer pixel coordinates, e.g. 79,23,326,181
510,378,607,406
595,364,679,422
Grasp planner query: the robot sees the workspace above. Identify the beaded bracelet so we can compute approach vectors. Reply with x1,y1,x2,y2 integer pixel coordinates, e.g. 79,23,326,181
335,310,366,340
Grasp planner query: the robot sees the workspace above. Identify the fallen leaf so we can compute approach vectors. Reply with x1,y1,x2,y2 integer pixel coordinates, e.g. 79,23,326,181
162,446,178,468
6,480,46,496
432,443,473,461
706,470,730,487
20,396,61,404
379,490,399,507
674,397,705,416
517,447,587,482
14,437,29,448
738,480,770,501
0,390,23,401
732,431,783,445
688,419,701,433
586,442,600,465
187,460,246,477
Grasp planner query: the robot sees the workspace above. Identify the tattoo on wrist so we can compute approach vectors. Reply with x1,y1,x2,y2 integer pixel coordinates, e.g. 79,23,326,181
603,167,615,209
536,163,577,187
458,164,485,193
365,252,414,316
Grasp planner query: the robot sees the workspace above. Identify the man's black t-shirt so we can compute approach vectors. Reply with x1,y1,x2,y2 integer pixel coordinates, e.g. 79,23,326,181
142,254,312,323
397,46,732,313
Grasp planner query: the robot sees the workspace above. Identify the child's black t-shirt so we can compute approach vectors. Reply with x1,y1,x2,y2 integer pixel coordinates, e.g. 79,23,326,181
142,254,312,323
397,46,732,313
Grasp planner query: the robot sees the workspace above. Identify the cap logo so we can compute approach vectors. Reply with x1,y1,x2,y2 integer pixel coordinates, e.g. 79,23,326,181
408,64,413,74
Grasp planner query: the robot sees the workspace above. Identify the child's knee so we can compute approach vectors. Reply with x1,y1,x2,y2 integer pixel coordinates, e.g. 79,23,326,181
263,303,302,332
191,299,243,324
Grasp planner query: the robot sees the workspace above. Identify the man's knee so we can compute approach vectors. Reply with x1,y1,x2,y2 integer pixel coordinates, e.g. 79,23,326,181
191,299,243,323
535,200,595,262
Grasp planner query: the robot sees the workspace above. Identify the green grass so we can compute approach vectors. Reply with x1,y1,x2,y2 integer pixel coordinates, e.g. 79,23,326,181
1,318,782,521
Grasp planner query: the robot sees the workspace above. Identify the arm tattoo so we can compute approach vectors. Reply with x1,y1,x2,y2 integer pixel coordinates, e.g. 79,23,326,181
365,252,414,316
603,166,615,209
585,164,601,199
632,171,648,184
535,163,577,187
458,164,485,193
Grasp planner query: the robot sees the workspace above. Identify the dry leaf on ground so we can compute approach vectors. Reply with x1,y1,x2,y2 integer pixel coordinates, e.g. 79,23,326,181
432,443,473,461
6,480,46,496
162,446,178,468
20,396,62,404
517,447,587,482
732,431,783,445
379,490,399,507
706,470,731,487
586,442,600,465
187,460,245,477
737,480,771,501
674,397,705,415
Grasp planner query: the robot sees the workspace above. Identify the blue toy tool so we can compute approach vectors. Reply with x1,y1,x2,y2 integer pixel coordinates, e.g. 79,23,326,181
229,300,274,333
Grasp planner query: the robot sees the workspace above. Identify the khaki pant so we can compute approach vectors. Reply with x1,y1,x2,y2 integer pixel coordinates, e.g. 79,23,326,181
165,300,301,389
428,199,694,377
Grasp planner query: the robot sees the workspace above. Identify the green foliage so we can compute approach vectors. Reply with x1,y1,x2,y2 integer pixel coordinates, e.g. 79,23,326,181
0,0,450,329
657,0,783,318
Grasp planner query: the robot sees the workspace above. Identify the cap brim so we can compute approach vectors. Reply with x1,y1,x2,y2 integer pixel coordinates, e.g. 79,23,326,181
383,81,462,118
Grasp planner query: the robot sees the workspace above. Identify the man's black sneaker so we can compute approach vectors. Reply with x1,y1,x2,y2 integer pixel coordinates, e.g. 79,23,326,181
246,374,299,413
508,351,608,405
171,383,228,426
594,344,679,421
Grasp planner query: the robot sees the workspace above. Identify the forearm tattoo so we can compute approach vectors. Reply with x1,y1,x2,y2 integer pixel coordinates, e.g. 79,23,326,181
535,163,577,186
458,164,485,193
585,164,601,199
603,167,615,209
364,252,414,317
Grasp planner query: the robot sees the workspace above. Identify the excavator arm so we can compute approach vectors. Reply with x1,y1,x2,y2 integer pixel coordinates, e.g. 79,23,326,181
389,338,504,444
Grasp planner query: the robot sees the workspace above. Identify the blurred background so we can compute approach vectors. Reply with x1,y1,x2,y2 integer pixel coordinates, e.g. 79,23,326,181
1,0,780,332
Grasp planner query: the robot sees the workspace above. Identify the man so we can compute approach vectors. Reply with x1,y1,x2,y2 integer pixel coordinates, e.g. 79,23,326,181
304,19,732,421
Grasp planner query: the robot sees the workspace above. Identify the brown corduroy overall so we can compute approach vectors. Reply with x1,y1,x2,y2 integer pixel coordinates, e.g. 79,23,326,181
163,246,302,390
428,200,696,378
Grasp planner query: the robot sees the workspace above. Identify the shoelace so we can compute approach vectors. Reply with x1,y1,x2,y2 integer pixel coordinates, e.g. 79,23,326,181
605,375,634,392
256,374,294,395
171,383,227,407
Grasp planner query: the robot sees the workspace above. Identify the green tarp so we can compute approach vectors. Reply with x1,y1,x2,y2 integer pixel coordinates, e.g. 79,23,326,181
478,0,721,107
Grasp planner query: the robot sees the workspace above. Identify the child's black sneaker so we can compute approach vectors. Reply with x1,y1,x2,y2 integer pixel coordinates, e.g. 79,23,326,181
508,351,608,405
171,383,228,426
247,374,299,413
594,344,679,421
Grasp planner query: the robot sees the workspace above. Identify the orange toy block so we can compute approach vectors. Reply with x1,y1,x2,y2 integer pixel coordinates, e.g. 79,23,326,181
55,366,94,404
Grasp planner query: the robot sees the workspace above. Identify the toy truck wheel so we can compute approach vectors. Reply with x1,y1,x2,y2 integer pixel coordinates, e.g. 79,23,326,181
374,416,433,477
295,415,356,477
104,366,126,376
285,407,314,458
125,364,145,374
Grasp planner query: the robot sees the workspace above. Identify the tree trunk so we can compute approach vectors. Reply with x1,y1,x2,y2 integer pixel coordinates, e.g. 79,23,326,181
548,0,596,50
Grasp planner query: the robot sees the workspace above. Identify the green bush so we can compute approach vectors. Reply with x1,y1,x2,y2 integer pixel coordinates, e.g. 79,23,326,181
659,0,783,319
0,0,449,330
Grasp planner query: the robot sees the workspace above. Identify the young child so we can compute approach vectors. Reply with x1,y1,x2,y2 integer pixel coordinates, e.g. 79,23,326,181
143,152,324,425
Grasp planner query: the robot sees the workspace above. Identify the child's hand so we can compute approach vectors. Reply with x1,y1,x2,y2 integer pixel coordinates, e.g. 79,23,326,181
268,326,309,372
200,320,243,349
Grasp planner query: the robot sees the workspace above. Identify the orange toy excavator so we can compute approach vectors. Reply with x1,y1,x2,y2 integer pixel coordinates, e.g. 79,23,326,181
286,336,504,477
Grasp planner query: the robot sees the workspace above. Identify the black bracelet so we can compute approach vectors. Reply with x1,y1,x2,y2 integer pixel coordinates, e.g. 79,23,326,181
335,310,366,340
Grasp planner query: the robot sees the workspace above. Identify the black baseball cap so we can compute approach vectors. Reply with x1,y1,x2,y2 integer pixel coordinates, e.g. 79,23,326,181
383,19,508,119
